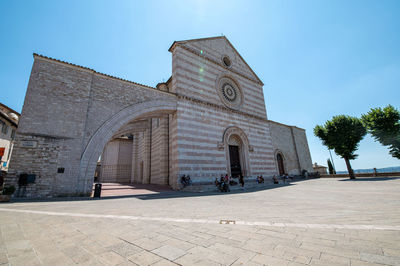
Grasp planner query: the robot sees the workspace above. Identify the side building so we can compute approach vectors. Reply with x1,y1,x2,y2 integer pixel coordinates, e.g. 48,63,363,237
0,103,20,171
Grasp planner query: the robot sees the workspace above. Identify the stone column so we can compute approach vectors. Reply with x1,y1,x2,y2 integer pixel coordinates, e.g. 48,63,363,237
131,133,139,183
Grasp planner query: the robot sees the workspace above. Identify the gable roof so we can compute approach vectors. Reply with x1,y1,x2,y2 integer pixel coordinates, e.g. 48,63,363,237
169,36,263,85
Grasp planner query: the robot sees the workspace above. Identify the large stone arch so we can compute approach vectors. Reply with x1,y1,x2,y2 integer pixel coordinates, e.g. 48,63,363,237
222,126,251,177
78,99,177,194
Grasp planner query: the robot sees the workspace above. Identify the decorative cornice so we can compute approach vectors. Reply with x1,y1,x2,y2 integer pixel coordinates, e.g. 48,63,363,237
176,93,268,122
176,94,306,131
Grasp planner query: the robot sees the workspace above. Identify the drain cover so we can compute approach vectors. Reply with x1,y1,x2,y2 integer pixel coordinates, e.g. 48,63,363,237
219,219,236,224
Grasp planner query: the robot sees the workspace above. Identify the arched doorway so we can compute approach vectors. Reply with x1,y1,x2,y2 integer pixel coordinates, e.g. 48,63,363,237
276,153,285,175
222,126,251,177
228,135,242,178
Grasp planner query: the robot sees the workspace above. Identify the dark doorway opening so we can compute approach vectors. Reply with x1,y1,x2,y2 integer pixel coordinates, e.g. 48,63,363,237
277,153,285,175
229,145,242,177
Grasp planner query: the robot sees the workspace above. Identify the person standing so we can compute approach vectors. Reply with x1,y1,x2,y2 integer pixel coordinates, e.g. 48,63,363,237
239,174,245,190
224,174,230,192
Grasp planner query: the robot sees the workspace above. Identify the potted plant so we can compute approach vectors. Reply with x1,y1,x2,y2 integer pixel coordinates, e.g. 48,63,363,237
1,185,16,202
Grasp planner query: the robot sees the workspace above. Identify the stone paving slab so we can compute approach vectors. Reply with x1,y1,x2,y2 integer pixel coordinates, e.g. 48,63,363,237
0,177,400,265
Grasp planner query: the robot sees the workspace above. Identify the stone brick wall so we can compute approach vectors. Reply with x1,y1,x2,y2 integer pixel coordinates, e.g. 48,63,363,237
268,121,313,175
169,37,276,186
150,117,169,185
171,41,267,119
171,98,276,184
7,57,93,197
8,55,177,197
100,139,119,182
100,139,132,183
291,126,313,173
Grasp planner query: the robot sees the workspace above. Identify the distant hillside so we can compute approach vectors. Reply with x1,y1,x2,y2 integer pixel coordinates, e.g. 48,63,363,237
337,166,400,174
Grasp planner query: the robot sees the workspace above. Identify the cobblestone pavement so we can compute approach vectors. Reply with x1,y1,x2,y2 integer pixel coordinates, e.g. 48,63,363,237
0,177,400,265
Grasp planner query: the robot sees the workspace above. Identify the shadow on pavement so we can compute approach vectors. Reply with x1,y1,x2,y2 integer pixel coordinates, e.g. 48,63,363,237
7,180,304,203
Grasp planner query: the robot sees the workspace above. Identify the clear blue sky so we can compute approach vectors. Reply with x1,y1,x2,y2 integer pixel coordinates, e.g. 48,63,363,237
1,0,399,171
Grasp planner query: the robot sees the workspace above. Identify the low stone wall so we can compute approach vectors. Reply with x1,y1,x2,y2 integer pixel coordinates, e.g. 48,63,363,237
320,172,400,178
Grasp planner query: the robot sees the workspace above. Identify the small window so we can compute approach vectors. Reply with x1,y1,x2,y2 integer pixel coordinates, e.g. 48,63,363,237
222,56,231,67
11,129,16,140
1,123,8,135
57,168,65,173
0,120,5,134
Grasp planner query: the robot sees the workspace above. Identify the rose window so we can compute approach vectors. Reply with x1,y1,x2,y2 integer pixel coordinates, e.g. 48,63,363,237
222,83,237,102
217,77,243,109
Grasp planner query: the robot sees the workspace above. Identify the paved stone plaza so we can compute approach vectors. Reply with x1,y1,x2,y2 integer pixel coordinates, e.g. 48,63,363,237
1,177,400,265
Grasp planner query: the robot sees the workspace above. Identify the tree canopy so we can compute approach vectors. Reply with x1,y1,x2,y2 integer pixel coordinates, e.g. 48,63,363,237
314,115,366,179
362,105,400,159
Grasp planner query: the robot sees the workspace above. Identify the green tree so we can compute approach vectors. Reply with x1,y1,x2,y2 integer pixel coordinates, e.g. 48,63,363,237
314,115,366,179
361,105,400,159
327,158,336,174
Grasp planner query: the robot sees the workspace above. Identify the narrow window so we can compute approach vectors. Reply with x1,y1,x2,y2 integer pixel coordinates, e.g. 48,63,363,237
2,124,8,135
11,129,16,140
0,120,5,134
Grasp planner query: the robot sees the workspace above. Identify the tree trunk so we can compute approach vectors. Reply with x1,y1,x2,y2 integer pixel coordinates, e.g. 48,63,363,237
344,157,355,179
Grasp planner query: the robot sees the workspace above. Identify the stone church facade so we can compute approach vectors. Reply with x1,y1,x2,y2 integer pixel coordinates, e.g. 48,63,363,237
6,36,313,198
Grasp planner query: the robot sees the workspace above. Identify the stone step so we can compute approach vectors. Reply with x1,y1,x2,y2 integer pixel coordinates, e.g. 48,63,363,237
180,178,309,193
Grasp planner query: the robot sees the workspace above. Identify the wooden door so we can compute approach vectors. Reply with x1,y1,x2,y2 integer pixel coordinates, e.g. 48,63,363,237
229,145,242,177
277,153,285,175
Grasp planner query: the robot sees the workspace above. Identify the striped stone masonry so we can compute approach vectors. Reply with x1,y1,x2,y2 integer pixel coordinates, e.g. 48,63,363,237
6,36,313,197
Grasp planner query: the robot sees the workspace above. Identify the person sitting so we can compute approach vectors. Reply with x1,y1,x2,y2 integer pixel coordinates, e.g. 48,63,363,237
186,175,192,185
272,175,279,184
215,177,223,192
282,174,289,183
223,174,230,192
180,174,186,187
259,175,265,183
180,175,191,187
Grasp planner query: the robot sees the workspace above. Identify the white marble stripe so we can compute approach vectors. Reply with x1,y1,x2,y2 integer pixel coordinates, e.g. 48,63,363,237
0,208,398,231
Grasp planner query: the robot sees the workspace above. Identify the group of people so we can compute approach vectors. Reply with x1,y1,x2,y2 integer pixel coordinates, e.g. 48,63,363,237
182,172,301,191
271,174,295,184
215,174,245,192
